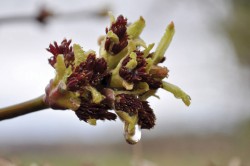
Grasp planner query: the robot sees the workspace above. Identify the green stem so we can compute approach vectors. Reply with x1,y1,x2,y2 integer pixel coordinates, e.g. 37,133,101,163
0,95,49,121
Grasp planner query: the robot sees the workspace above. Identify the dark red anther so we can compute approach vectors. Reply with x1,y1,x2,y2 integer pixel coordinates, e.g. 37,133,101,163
66,54,109,91
119,51,163,89
75,99,117,122
115,94,156,129
104,15,128,55
115,94,143,116
47,39,74,67
138,101,156,129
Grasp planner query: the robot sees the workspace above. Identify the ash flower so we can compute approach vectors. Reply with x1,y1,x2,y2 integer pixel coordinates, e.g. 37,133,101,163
38,13,192,144
0,12,191,145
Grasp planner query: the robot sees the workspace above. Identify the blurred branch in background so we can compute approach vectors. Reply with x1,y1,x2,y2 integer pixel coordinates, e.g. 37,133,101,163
0,6,109,25
0,157,16,166
226,0,250,66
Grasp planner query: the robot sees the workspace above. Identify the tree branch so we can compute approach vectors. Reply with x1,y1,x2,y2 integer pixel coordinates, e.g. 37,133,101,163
0,95,49,121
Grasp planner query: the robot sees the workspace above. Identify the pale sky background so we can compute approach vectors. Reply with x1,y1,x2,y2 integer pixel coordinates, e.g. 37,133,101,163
0,0,250,145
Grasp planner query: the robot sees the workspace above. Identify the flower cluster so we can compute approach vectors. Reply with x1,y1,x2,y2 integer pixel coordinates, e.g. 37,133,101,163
44,13,191,144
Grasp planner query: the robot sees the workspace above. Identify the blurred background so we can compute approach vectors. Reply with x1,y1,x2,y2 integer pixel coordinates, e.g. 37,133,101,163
0,0,250,165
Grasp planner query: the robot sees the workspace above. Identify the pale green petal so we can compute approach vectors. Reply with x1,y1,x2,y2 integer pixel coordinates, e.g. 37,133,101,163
133,38,147,48
99,39,128,69
110,55,134,89
127,40,137,53
139,90,157,101
108,11,115,24
48,81,81,111
87,119,97,126
49,55,80,110
63,66,72,82
107,31,119,43
116,82,149,96
153,22,175,65
109,58,124,88
86,86,105,104
115,111,138,143
143,43,155,58
162,81,191,106
54,54,66,85
127,16,145,39
73,44,86,66
54,54,72,85
145,58,153,72
135,82,149,94
85,50,96,56
126,52,137,69
110,62,132,89
122,81,134,90
116,111,138,125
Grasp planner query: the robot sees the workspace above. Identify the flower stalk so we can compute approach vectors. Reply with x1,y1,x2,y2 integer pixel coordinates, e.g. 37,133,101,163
0,95,48,121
